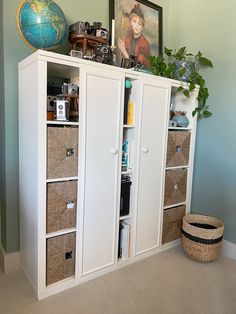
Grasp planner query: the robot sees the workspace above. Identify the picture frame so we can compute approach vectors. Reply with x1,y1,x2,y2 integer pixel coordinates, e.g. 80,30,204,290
109,0,163,67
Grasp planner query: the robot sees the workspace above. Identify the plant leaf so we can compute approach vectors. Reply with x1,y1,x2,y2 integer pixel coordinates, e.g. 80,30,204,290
189,82,195,92
183,90,190,98
199,57,213,68
164,47,172,56
177,86,184,92
192,109,197,117
203,110,212,117
179,67,186,77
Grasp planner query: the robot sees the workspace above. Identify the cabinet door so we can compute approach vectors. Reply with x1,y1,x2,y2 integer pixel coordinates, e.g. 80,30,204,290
81,67,123,275
135,79,169,255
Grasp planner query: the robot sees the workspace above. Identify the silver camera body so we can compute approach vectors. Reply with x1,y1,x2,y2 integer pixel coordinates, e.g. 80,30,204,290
55,100,69,121
70,50,83,59
62,83,78,95
96,28,109,40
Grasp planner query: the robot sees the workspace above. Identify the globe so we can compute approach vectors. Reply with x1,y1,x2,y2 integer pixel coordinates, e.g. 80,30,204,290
16,0,68,50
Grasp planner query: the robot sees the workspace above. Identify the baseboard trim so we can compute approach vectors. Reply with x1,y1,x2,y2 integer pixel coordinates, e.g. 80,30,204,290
0,244,20,273
222,240,236,260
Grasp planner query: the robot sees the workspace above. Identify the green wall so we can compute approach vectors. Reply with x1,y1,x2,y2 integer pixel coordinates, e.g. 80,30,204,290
0,0,169,253
0,0,6,248
168,0,236,243
1,0,235,253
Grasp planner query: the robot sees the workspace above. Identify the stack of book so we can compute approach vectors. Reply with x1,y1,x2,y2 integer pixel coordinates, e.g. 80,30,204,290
118,221,131,259
122,139,134,172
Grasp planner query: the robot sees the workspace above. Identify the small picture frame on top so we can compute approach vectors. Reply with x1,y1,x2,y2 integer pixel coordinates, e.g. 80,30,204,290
109,0,163,67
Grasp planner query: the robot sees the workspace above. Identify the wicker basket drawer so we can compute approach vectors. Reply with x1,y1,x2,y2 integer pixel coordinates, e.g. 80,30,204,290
162,205,186,244
164,169,187,206
166,131,191,167
47,181,77,233
47,126,78,179
46,232,76,285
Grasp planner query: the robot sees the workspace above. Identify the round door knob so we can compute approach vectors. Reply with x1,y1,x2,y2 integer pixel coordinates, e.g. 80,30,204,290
142,147,149,153
110,148,118,155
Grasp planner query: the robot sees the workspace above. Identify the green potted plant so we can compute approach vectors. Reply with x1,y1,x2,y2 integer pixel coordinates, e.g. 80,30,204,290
149,47,213,118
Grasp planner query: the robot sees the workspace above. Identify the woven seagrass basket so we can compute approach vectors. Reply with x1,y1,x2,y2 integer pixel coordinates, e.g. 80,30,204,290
182,214,224,262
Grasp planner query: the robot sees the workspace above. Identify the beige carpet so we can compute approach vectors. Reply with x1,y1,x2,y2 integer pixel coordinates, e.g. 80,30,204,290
0,246,236,314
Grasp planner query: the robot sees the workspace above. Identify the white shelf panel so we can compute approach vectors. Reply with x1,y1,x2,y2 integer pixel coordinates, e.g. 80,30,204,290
165,165,189,170
46,177,78,183
163,202,186,210
121,170,133,175
123,124,135,128
46,228,77,239
119,215,131,221
47,121,79,126
168,127,192,131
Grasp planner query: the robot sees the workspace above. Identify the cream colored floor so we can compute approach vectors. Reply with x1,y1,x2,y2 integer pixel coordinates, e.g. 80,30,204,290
0,246,236,314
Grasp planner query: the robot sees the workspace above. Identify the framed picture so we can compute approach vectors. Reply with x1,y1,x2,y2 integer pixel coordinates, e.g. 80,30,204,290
109,0,163,67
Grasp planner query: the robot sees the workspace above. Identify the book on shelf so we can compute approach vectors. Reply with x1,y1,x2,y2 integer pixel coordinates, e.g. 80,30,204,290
118,221,131,259
127,100,134,125
122,139,134,172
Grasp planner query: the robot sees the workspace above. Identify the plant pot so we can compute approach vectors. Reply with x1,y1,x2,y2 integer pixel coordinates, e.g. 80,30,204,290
172,114,189,128
175,61,195,81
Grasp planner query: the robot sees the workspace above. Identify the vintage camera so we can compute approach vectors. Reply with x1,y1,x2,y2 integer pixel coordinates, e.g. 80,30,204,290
96,28,109,40
93,43,113,65
88,22,102,36
69,21,109,41
62,83,79,95
121,55,140,69
54,100,69,121
69,50,83,59
47,95,57,112
69,21,91,35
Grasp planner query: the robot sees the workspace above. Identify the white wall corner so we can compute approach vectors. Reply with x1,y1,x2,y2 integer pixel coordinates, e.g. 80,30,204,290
222,240,236,260
0,244,20,273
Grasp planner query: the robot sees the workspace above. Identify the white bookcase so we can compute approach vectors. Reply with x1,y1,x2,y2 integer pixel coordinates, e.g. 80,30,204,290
18,50,198,299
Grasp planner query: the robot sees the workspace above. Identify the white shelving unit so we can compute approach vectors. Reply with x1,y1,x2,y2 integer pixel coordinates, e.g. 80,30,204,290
161,84,198,245
19,50,198,299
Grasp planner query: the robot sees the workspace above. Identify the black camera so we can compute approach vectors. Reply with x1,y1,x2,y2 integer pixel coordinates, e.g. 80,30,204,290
69,21,90,35
88,22,102,36
93,43,113,65
121,55,141,69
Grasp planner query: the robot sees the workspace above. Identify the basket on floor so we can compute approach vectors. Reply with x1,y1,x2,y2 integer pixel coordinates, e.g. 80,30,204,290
182,214,224,262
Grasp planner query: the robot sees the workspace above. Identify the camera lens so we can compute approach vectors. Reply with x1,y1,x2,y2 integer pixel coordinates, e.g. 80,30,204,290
101,46,108,54
95,54,104,63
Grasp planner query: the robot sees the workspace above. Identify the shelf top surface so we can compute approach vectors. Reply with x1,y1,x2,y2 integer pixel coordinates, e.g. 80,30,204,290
19,49,199,89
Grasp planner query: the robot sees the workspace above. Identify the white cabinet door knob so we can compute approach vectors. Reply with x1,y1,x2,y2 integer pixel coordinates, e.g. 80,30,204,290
142,147,149,153
110,148,118,155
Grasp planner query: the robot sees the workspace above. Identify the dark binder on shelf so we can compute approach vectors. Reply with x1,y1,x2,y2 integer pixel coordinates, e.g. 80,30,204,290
120,176,132,217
